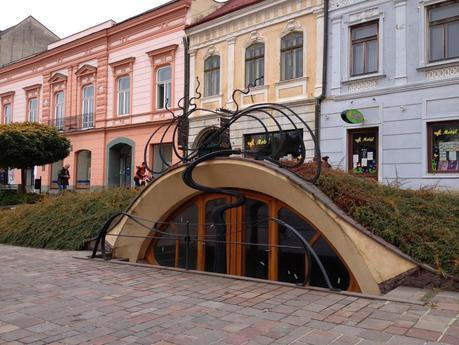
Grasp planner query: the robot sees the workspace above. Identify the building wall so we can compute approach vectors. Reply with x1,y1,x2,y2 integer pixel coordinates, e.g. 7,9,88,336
322,0,459,189
0,16,59,66
0,1,190,190
187,0,324,156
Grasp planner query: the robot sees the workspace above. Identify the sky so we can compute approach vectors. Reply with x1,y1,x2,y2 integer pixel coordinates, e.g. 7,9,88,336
1,0,171,38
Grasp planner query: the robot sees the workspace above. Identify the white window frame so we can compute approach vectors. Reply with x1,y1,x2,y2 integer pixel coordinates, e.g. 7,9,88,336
156,66,172,110
204,55,221,97
28,98,38,122
280,31,304,81
82,84,94,128
3,103,12,124
117,76,130,116
54,91,64,130
245,43,265,87
418,0,459,69
342,9,385,83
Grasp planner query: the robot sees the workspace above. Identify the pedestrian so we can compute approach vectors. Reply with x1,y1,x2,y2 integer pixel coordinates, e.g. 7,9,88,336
134,162,146,188
58,164,70,191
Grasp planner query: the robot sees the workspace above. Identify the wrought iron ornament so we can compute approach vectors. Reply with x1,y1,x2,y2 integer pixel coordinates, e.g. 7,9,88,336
142,76,321,275
92,78,330,288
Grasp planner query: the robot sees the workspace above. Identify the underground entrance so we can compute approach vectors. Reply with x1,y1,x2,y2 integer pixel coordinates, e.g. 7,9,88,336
102,158,424,295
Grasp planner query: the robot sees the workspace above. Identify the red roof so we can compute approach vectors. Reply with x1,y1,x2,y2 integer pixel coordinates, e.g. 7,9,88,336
189,0,265,28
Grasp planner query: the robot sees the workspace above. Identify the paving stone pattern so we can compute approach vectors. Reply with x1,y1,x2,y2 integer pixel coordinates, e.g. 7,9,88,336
0,245,458,345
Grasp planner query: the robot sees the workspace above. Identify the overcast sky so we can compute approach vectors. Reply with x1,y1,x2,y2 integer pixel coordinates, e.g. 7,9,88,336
1,0,171,38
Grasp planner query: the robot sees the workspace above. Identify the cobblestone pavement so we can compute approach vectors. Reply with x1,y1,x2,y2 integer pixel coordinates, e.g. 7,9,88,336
0,245,458,345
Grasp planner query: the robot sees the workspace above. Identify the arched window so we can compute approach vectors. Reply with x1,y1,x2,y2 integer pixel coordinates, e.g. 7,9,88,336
281,32,303,80
146,191,354,291
54,91,65,130
245,43,265,87
76,150,91,189
82,85,94,128
204,56,220,96
157,66,172,109
117,76,130,115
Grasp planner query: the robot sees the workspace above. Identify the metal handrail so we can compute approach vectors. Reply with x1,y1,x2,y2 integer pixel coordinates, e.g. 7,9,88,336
91,212,338,291
45,113,94,132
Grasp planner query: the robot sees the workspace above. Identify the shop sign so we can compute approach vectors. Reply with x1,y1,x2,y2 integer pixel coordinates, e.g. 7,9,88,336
341,109,365,124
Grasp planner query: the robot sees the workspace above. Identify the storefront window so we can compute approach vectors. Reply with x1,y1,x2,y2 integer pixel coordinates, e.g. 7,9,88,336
244,129,303,162
428,120,459,173
348,128,378,177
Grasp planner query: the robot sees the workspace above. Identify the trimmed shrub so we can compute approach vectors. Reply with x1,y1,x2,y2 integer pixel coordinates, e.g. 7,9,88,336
294,165,459,278
0,191,43,206
0,189,137,250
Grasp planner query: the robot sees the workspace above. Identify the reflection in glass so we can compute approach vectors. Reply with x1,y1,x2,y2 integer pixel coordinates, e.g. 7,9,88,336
205,198,227,273
155,203,198,269
244,199,269,279
278,208,316,284
310,237,350,290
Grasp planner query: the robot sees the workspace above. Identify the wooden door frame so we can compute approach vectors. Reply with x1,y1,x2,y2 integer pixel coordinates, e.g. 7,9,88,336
347,127,379,179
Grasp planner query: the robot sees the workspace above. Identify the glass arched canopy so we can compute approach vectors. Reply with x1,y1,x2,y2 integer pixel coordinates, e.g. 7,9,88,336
145,190,359,292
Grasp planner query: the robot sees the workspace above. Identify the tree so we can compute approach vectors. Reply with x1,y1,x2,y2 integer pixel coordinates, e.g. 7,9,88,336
0,123,70,194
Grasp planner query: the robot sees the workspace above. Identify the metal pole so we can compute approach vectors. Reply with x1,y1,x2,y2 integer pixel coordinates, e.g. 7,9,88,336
185,221,190,270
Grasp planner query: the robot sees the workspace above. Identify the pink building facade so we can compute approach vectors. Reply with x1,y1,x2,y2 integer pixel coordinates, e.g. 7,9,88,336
0,0,190,190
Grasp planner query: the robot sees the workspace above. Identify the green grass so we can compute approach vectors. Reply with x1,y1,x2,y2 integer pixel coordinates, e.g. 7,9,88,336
0,190,43,206
295,165,459,278
0,188,138,250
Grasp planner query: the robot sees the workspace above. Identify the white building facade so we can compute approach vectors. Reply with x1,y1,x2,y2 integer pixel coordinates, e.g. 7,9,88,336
321,0,459,188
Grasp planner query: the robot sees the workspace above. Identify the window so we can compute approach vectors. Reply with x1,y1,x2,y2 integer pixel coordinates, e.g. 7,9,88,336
245,43,265,87
3,103,12,124
54,91,64,130
151,143,172,178
428,120,459,173
117,76,130,115
82,85,94,128
28,98,38,122
146,192,354,291
428,1,459,62
157,66,172,109
204,56,220,96
244,129,304,162
348,127,378,177
281,32,303,80
350,21,378,76
76,150,91,188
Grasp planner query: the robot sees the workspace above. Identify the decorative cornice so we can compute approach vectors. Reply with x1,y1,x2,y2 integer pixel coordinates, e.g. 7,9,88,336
0,91,15,98
23,84,42,92
75,64,97,76
188,0,322,50
425,65,459,81
146,44,178,59
109,57,136,69
48,72,68,84
204,45,219,59
282,19,304,35
347,79,377,93
330,77,459,101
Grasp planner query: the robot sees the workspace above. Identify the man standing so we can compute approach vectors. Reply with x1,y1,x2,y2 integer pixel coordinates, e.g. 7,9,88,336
58,164,70,191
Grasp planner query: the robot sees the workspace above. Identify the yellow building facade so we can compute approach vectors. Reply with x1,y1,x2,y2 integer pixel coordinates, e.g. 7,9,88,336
186,0,324,157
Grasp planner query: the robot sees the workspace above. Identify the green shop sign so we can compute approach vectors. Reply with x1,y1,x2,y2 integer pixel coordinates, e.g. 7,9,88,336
341,109,365,124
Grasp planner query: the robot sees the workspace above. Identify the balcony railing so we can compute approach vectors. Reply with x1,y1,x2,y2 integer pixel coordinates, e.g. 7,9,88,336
46,113,94,132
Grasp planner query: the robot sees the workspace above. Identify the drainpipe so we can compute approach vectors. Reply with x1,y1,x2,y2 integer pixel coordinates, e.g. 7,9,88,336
182,36,190,156
183,36,190,113
314,0,329,159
